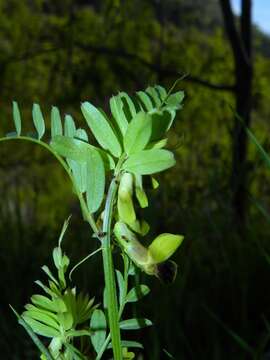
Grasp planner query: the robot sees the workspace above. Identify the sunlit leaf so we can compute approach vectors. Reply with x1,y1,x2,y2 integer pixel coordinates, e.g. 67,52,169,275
51,106,62,138
151,176,159,189
116,270,125,308
12,101,21,136
22,316,59,338
136,91,153,112
90,309,107,354
126,285,150,303
64,114,76,137
123,149,175,174
66,329,91,337
110,94,129,136
146,138,168,150
107,340,143,349
50,135,95,162
120,318,152,330
10,306,54,360
32,103,45,140
86,150,105,213
165,91,185,110
31,295,56,312
124,112,152,155
41,265,58,285
70,160,87,193
155,85,167,101
81,101,122,157
146,86,162,107
22,309,59,330
119,92,137,120
75,128,88,141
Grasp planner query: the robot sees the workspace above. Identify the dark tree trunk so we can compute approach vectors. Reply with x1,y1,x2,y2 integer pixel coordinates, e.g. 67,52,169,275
220,0,253,228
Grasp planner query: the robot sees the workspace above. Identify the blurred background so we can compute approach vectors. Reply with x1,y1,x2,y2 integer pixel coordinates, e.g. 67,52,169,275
1,0,270,359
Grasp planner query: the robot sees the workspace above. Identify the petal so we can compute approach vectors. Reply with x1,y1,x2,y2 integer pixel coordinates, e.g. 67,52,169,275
148,233,184,263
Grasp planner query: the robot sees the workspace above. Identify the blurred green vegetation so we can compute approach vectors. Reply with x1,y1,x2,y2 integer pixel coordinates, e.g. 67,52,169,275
1,0,270,359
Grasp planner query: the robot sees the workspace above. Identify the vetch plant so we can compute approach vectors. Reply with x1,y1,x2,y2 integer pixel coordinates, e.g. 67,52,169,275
12,217,97,359
4,84,185,359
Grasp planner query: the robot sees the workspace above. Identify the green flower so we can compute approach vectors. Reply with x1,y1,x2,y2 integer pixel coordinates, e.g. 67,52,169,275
114,221,184,283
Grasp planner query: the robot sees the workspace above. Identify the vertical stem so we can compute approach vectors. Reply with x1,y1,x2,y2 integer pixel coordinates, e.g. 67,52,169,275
102,177,122,360
96,255,130,360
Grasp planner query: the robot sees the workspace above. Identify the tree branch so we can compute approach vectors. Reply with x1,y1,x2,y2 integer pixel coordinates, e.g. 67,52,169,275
1,42,235,92
241,0,252,62
219,0,247,66
75,42,235,91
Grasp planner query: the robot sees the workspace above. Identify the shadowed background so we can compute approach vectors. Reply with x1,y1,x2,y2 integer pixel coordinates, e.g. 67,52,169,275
1,0,270,359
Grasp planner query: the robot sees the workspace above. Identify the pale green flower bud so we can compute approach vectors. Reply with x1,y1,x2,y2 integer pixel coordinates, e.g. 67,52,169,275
129,218,150,236
114,221,148,266
117,172,136,224
134,174,148,208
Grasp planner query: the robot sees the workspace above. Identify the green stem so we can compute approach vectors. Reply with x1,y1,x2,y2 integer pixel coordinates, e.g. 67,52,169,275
101,176,122,360
96,256,130,360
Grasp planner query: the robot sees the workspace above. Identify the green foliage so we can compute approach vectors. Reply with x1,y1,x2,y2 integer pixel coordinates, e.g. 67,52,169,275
125,285,150,303
19,218,96,359
86,151,105,213
4,83,184,359
81,101,122,158
2,1,270,359
12,101,21,136
32,104,45,140
119,318,152,330
90,309,107,354
109,94,129,136
10,306,54,360
51,106,62,138
123,112,152,155
114,221,182,283
122,149,176,175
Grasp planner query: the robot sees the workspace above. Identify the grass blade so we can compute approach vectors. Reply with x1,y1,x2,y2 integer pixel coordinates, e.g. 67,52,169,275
205,306,255,356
